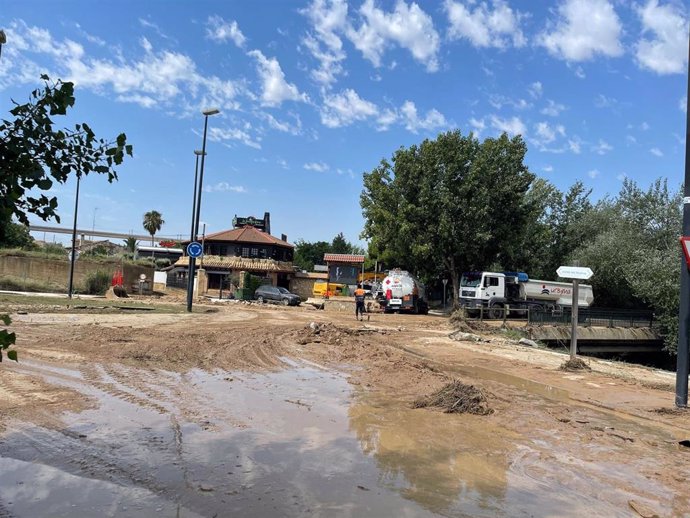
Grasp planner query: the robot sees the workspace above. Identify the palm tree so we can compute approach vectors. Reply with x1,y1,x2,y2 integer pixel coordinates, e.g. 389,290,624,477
143,211,164,246
123,236,137,253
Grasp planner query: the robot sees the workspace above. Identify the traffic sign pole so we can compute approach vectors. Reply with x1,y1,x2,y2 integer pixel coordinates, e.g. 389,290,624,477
570,280,579,359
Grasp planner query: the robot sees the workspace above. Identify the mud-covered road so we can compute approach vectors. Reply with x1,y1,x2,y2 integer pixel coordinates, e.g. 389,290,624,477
1,301,689,517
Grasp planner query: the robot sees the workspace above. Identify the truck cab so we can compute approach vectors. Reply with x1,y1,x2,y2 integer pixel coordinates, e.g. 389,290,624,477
459,272,506,309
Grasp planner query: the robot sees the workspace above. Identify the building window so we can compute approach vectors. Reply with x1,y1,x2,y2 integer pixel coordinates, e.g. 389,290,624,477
251,248,258,257
259,248,266,258
242,247,249,257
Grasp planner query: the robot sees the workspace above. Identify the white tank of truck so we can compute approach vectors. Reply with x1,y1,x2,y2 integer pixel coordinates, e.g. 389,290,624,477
459,271,593,318
379,269,429,314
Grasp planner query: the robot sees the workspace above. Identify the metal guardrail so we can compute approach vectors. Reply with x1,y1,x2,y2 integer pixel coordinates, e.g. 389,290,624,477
528,307,655,328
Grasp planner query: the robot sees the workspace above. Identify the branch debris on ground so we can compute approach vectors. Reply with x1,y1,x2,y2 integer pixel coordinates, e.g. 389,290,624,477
560,357,591,371
413,380,494,415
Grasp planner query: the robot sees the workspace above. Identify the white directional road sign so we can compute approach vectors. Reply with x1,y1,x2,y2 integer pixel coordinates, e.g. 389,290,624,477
557,265,593,280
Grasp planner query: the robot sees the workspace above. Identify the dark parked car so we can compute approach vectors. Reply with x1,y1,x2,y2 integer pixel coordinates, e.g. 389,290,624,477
254,285,301,306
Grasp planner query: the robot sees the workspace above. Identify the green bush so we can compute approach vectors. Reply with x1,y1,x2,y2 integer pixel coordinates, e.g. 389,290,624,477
43,243,67,255
83,271,111,295
155,258,171,269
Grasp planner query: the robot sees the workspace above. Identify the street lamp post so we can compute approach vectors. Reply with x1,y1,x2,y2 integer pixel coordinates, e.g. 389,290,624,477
67,173,81,299
189,150,206,241
0,30,6,60
186,108,219,313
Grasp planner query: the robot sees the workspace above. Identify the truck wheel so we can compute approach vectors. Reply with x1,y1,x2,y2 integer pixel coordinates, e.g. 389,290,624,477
489,304,503,320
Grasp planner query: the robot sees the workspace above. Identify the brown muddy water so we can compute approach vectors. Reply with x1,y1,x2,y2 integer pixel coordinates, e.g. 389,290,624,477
0,359,680,517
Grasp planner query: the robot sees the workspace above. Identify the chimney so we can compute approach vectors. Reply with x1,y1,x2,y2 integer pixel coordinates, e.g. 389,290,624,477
264,212,271,235
281,233,287,243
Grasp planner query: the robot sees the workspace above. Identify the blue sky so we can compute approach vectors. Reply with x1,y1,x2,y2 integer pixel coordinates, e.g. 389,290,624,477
1,0,688,246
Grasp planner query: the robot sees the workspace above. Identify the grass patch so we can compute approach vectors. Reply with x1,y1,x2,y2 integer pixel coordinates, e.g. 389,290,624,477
500,328,527,341
0,275,66,293
0,293,189,314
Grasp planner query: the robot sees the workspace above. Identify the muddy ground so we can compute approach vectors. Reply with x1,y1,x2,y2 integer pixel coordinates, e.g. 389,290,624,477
1,299,689,517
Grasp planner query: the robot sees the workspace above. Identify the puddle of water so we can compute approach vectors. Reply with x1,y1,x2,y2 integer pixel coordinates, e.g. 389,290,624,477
0,362,680,517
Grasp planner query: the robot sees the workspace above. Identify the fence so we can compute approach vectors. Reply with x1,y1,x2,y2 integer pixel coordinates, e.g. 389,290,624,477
528,307,655,328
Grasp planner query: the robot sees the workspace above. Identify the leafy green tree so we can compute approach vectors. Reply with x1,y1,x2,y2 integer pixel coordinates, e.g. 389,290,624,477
0,222,35,249
293,239,331,271
361,130,534,304
573,178,681,352
331,232,350,254
143,210,164,246
0,75,132,243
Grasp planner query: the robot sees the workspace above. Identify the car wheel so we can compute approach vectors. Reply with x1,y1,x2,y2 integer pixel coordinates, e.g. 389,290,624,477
257,296,264,303
281,298,289,306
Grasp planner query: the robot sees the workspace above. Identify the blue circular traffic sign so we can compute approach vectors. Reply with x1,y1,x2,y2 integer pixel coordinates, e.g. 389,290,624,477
187,241,203,258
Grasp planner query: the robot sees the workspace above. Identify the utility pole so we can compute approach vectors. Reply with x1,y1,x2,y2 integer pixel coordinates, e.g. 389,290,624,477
675,31,690,408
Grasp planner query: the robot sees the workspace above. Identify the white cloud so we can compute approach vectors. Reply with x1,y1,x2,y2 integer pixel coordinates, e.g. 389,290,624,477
400,100,447,133
444,0,527,49
640,121,651,131
574,65,586,78
277,159,289,169
616,173,627,181
489,115,526,136
248,50,308,107
206,16,247,48
543,165,554,172
469,117,486,136
528,81,543,99
635,0,688,75
534,121,565,145
594,93,617,108
650,147,664,157
588,169,600,179
320,88,379,128
568,138,582,154
376,108,399,131
261,112,302,135
204,182,247,193
2,20,242,115
300,0,349,86
540,99,566,116
681,96,688,112
489,94,531,110
626,135,637,144
348,0,440,72
208,126,261,149
593,139,613,154
538,0,623,61
304,162,330,172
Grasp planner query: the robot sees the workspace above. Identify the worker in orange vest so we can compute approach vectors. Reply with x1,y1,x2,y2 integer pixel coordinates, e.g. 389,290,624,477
354,284,366,321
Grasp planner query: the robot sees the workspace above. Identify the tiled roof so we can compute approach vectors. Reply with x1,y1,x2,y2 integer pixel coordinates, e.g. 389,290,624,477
174,255,295,273
184,226,293,248
323,253,365,263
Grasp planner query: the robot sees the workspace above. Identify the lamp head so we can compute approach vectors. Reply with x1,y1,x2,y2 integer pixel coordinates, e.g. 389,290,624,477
194,150,206,156
202,108,220,116
0,30,6,45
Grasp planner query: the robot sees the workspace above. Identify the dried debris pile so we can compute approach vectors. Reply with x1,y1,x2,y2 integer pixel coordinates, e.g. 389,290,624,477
559,357,591,371
413,379,493,415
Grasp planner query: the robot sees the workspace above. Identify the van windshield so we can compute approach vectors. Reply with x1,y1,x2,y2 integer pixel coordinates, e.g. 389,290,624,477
460,272,482,287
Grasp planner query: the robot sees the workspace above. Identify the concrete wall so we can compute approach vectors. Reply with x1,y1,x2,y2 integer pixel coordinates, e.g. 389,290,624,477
0,254,153,294
290,277,317,300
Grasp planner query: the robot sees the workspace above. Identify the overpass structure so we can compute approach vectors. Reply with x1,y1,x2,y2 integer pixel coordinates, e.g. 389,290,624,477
28,224,182,244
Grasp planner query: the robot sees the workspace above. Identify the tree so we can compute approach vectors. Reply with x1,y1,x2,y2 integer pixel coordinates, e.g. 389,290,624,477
0,75,132,242
123,236,138,253
573,178,682,352
361,130,534,305
331,232,350,254
0,222,35,249
293,233,365,271
143,211,164,246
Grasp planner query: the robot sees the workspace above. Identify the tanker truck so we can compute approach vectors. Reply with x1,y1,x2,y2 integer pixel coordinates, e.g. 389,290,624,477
459,271,593,318
378,269,429,314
